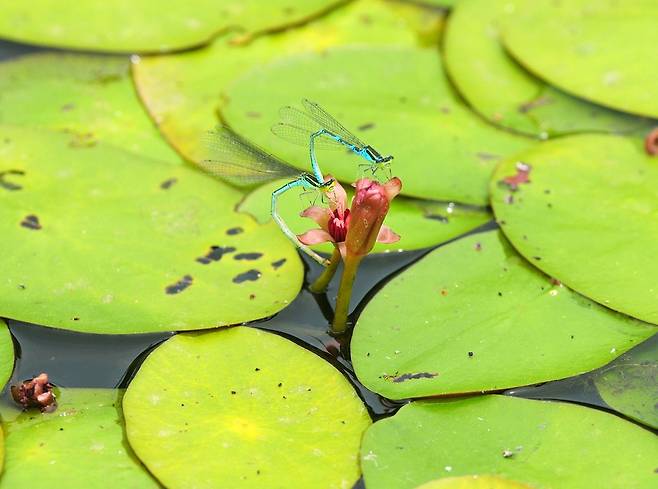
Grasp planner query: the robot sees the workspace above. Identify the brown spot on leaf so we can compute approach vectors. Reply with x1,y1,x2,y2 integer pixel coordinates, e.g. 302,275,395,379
0,169,25,191
233,270,261,283
358,122,375,131
21,214,41,230
440,289,448,296
384,372,438,383
196,246,236,264
271,258,287,269
165,275,193,294
226,227,244,236
160,178,177,189
234,252,263,261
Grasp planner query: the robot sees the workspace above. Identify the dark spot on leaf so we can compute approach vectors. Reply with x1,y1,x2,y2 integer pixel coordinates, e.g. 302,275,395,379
196,246,236,264
165,275,193,294
358,122,375,131
474,242,482,251
476,152,499,161
385,372,438,383
533,256,542,261
246,111,261,119
234,252,263,261
160,178,177,189
468,351,474,357
61,103,75,112
499,162,531,191
18,284,25,290
21,214,42,230
249,294,256,300
440,106,451,114
226,227,244,235
497,292,503,297
231,390,236,395
277,383,282,387
518,96,553,113
72,317,80,321
440,289,448,296
0,169,25,191
271,258,287,269
425,214,448,223
254,368,260,372
505,194,514,205
544,189,551,194
233,270,262,283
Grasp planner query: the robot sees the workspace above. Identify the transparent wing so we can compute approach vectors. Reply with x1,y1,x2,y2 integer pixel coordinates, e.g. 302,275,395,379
301,98,367,149
199,126,300,187
271,122,346,151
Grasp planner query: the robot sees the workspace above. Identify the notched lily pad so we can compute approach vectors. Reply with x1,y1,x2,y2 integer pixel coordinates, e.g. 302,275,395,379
443,0,653,137
238,179,491,253
0,52,180,164
123,327,371,489
490,134,658,325
0,126,303,333
351,230,656,399
221,45,533,204
0,0,344,53
0,389,158,488
501,0,658,119
361,396,658,489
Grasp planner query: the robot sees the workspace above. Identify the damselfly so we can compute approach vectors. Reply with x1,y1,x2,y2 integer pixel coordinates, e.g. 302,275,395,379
272,98,394,180
199,126,334,266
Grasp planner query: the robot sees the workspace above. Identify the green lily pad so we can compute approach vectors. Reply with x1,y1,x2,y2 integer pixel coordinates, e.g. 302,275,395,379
351,230,656,399
490,134,658,325
221,45,533,204
501,0,658,119
132,0,443,165
238,179,491,253
123,327,371,488
0,126,302,333
0,0,343,53
443,0,653,137
361,396,658,489
416,475,535,489
0,53,180,164
593,334,658,429
0,388,158,488
0,320,14,391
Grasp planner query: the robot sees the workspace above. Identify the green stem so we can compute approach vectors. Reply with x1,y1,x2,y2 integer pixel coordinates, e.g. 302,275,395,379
331,254,363,334
309,247,342,294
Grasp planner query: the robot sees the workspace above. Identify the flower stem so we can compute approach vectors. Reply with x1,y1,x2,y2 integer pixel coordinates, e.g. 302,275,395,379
331,254,363,334
309,247,342,294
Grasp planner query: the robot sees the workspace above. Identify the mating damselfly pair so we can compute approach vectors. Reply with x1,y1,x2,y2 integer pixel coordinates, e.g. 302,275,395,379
200,99,393,266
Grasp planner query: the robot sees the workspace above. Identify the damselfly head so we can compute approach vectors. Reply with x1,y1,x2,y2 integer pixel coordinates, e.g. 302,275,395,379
365,145,393,163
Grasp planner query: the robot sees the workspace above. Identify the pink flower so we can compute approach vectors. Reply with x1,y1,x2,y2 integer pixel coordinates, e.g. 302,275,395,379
298,176,401,259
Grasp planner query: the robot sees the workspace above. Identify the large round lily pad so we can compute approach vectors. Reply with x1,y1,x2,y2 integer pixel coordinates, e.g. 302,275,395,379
351,230,656,399
593,334,658,429
0,53,180,164
0,389,158,488
221,46,533,204
443,0,653,137
0,0,343,53
501,0,658,119
417,476,534,489
238,179,491,253
0,126,302,333
490,134,658,325
132,0,444,165
361,396,658,489
0,320,14,391
123,327,371,488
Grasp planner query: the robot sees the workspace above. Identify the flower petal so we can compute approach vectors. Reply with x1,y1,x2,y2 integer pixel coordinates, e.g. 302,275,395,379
297,229,335,245
376,225,400,244
325,176,348,214
300,206,330,231
383,177,402,201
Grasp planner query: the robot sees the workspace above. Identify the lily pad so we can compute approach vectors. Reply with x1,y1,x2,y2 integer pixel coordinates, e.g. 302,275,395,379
351,230,656,399
132,0,444,165
221,45,533,204
443,0,653,137
501,0,658,119
123,327,371,488
0,389,158,488
0,126,302,333
490,134,658,325
593,334,658,429
416,475,535,489
361,396,658,489
238,179,491,253
0,320,14,391
0,53,180,164
0,0,343,53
